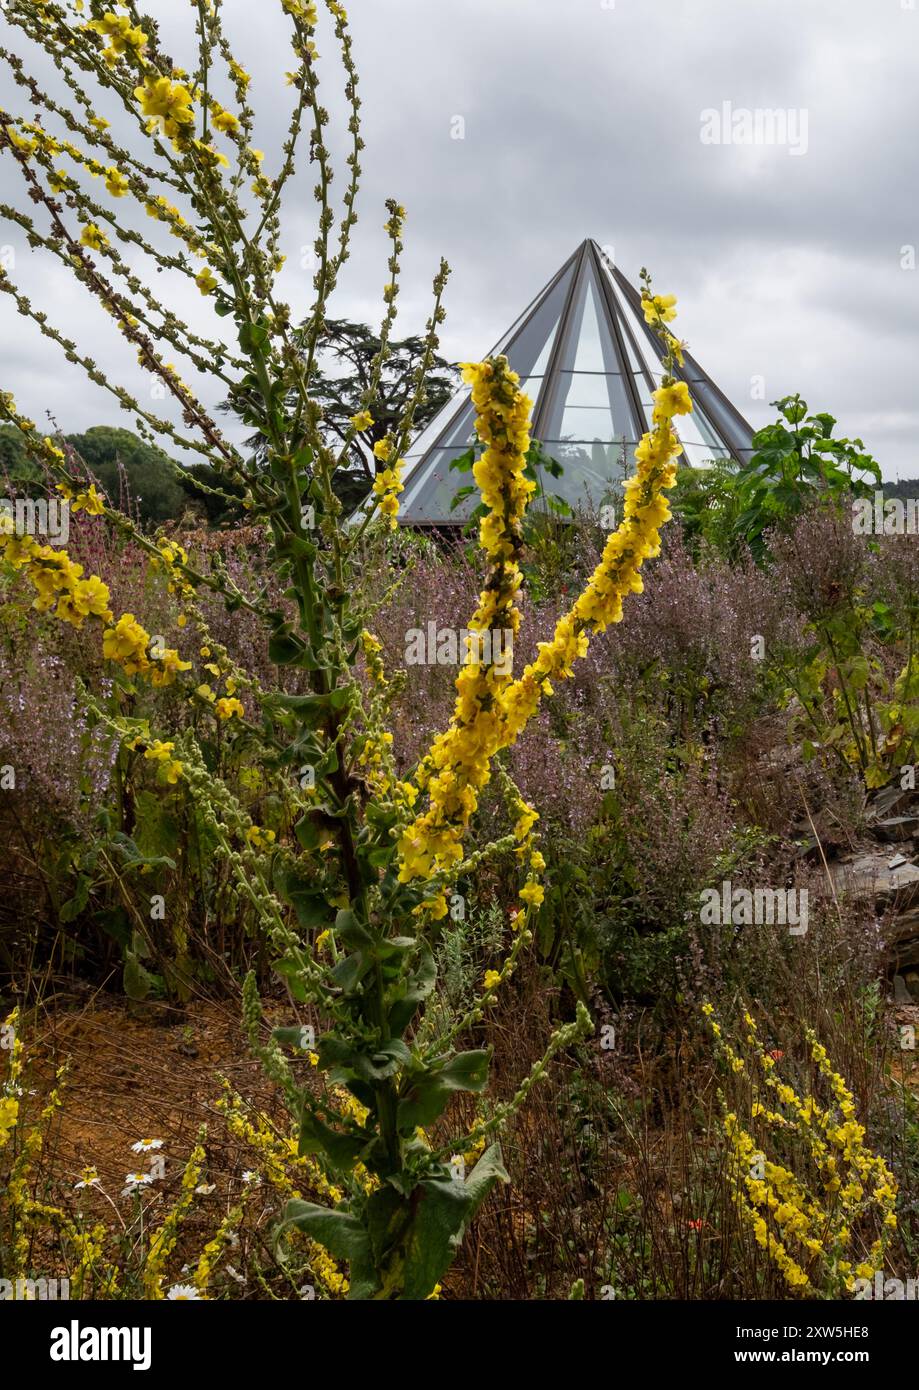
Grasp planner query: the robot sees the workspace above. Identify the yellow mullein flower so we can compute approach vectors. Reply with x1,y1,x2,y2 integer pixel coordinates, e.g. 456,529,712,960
652,381,693,420
134,76,195,139
640,291,677,325
72,483,105,515
87,12,149,63
104,167,129,197
211,107,240,134
80,224,107,251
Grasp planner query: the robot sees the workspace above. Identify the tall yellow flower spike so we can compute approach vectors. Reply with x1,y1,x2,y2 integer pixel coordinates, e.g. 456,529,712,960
398,295,687,890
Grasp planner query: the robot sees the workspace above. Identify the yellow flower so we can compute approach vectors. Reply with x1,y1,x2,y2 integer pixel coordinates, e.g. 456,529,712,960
145,741,175,763
87,12,149,62
413,892,448,921
398,300,682,886
0,1094,19,1146
483,970,501,991
134,76,195,140
66,575,112,623
652,381,693,420
193,140,230,170
196,267,219,295
641,292,677,325
350,410,373,432
215,697,244,720
665,332,686,367
104,167,129,198
80,224,107,251
283,0,319,21
211,108,240,134
73,483,105,515
102,613,151,674
150,648,192,687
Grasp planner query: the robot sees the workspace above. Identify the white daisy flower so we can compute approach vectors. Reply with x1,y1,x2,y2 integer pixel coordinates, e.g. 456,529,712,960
122,1172,154,1197
167,1284,203,1300
195,1182,216,1196
240,1170,261,1186
75,1166,100,1190
225,1264,246,1285
131,1138,164,1154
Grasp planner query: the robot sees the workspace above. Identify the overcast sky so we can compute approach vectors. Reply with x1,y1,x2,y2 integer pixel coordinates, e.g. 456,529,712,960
1,0,917,478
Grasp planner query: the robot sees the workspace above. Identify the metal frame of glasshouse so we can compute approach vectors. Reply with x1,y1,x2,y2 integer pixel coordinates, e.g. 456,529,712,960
395,238,755,528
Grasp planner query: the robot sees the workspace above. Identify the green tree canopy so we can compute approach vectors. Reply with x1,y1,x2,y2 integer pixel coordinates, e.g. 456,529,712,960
0,424,41,486
226,319,459,513
310,319,457,475
65,426,188,526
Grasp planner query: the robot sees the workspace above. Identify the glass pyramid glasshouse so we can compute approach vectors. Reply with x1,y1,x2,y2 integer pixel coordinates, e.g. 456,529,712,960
397,239,755,527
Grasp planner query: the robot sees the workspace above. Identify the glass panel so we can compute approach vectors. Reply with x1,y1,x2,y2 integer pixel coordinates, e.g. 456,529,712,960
612,310,646,374
631,369,655,426
689,380,753,447
403,392,468,461
673,399,725,452
678,441,730,467
435,402,477,451
400,447,481,522
633,370,731,455
518,375,544,410
614,283,667,378
613,277,710,384
557,372,617,408
557,407,629,442
542,370,637,441
404,259,576,470
553,271,620,376
539,440,631,509
572,279,607,372
502,258,576,377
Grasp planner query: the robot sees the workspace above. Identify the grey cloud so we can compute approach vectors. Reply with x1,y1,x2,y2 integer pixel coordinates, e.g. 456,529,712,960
0,0,915,477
